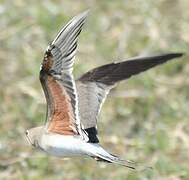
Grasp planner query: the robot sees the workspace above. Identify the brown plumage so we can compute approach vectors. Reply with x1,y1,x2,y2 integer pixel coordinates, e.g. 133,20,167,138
46,75,77,135
38,11,89,138
39,48,77,135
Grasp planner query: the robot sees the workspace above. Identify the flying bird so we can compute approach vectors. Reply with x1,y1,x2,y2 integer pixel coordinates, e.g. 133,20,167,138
25,10,183,169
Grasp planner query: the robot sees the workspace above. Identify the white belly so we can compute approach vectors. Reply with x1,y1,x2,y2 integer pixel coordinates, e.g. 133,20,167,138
38,133,113,161
39,134,89,157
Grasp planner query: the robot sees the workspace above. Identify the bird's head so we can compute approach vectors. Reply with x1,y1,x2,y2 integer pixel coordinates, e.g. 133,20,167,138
25,126,44,148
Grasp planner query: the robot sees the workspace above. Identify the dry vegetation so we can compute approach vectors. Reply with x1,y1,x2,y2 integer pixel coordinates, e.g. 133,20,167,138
0,0,189,179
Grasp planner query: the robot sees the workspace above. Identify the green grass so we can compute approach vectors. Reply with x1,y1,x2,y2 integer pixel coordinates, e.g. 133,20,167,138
0,0,188,179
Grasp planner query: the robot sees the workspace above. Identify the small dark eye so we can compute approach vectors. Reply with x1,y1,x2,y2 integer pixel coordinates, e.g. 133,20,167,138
25,130,29,135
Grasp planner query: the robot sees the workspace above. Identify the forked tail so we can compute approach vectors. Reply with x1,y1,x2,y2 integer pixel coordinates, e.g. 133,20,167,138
88,140,152,170
95,152,152,171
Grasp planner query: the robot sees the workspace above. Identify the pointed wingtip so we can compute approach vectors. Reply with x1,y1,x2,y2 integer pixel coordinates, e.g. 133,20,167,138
148,52,185,62
160,52,185,60
168,52,185,58
68,9,90,30
82,9,91,15
51,10,90,46
77,9,90,20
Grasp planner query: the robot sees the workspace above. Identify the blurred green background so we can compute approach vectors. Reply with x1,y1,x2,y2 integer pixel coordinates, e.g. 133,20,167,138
0,0,189,179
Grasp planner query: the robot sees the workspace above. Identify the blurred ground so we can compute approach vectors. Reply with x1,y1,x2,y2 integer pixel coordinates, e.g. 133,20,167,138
0,0,189,179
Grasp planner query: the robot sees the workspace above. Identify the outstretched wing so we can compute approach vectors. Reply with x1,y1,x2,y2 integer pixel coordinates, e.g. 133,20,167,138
40,11,89,136
76,53,183,142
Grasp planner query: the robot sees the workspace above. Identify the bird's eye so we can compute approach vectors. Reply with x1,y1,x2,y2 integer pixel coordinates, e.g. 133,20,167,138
25,130,29,135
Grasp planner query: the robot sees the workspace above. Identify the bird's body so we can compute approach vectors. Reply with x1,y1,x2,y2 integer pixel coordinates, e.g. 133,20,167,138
25,10,183,169
27,126,133,167
40,133,94,157
40,133,111,158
